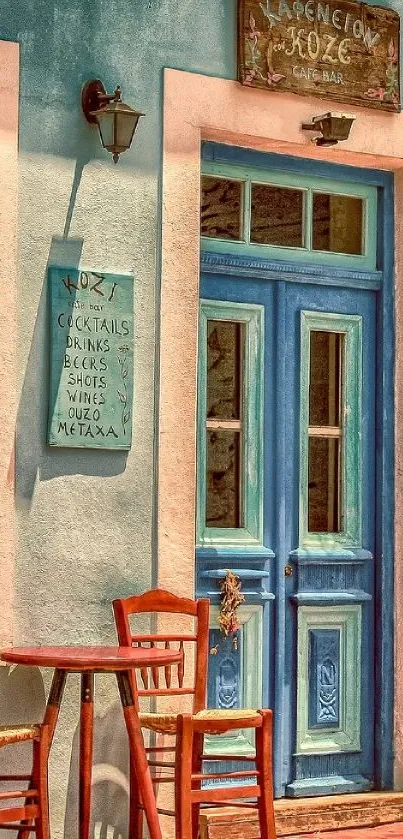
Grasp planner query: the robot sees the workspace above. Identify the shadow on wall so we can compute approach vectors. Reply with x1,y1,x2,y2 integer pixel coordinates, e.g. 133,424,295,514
0,665,46,774
64,701,129,839
15,229,128,510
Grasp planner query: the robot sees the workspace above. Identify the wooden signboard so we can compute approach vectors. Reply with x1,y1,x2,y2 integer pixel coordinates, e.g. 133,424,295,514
48,267,134,449
238,0,400,110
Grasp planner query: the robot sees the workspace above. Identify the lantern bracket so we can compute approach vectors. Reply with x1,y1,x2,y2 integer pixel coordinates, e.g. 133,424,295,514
82,79,121,124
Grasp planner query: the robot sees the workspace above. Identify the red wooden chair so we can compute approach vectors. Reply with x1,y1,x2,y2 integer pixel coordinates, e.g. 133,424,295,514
113,589,276,839
112,589,210,836
175,709,276,839
0,724,50,838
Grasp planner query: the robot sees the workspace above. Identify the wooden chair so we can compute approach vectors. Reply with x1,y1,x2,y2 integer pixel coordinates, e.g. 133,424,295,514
175,709,276,839
113,589,276,839
0,724,50,838
112,589,210,837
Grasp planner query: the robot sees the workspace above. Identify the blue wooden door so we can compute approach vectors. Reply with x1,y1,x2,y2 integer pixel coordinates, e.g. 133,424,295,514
198,273,376,795
281,282,376,797
196,145,394,797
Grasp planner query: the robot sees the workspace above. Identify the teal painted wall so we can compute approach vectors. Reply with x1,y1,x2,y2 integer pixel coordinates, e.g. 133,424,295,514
0,3,237,836
0,0,236,161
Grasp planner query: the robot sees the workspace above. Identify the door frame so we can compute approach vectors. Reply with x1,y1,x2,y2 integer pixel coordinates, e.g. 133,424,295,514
196,143,394,793
157,68,402,788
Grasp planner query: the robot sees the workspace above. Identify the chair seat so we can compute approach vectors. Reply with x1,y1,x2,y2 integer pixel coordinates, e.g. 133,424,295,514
139,708,261,734
195,709,260,721
139,712,178,734
0,724,40,748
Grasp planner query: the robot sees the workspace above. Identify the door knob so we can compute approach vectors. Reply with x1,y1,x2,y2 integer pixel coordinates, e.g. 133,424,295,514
284,564,293,577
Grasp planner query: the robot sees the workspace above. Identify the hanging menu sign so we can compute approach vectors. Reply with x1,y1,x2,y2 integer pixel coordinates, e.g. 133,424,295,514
238,0,400,111
48,266,134,449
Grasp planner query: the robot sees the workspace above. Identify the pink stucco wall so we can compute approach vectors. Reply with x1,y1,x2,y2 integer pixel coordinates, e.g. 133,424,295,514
0,40,19,650
158,68,403,785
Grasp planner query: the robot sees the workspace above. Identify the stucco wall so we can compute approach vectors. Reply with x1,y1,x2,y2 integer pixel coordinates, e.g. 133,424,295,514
0,40,18,652
0,2,236,836
1,0,403,835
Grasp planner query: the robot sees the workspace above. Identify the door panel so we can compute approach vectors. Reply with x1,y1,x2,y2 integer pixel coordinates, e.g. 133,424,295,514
198,271,376,796
284,282,375,795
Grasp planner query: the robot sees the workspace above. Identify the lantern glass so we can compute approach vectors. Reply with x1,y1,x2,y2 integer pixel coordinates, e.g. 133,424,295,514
96,112,115,150
116,112,140,149
84,81,144,162
96,107,142,156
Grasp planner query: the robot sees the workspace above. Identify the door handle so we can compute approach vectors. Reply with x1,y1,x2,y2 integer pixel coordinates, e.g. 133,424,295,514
284,564,293,577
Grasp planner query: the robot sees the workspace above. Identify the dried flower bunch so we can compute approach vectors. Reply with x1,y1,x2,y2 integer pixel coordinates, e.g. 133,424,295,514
218,570,245,636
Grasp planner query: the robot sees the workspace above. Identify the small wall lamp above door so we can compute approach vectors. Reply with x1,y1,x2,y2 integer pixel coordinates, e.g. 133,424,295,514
301,112,355,147
82,79,144,163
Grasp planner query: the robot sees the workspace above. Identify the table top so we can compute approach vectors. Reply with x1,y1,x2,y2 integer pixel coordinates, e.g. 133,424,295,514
1,645,182,672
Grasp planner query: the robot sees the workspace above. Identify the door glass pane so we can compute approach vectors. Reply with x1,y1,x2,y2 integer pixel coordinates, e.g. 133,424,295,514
312,193,364,255
200,303,263,543
207,321,242,420
201,176,243,241
206,430,241,528
308,437,340,533
250,183,304,247
308,328,344,534
205,319,244,529
309,331,342,427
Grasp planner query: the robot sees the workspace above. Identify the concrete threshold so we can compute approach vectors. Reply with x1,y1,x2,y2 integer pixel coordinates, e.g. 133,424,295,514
199,792,403,838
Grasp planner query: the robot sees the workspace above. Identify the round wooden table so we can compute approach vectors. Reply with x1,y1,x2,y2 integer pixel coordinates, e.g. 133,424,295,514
1,645,182,839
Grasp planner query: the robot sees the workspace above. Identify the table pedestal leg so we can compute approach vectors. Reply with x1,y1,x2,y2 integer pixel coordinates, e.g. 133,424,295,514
43,669,68,746
116,671,162,839
79,672,94,839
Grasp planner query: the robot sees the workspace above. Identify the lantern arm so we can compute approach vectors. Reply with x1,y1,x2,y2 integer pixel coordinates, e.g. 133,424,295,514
82,80,121,123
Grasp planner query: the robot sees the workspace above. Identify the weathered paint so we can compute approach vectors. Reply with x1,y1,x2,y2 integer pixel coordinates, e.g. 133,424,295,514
205,605,263,758
198,246,377,794
296,605,362,756
238,0,401,112
394,169,403,791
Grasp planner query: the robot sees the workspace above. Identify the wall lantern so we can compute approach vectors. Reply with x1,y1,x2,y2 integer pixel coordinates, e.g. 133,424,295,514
301,111,355,147
82,79,144,163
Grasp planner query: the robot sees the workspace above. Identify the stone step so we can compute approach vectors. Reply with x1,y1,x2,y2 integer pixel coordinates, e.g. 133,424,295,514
198,792,403,838
286,824,403,838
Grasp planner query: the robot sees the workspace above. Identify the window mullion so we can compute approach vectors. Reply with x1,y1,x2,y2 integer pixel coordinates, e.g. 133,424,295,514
308,426,342,438
244,180,251,245
206,419,242,430
305,188,313,251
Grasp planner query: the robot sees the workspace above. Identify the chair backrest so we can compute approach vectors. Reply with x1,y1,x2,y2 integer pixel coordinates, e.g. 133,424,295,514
112,589,210,713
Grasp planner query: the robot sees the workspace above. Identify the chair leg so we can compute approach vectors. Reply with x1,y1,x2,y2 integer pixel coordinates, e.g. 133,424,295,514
255,711,276,839
175,715,193,839
32,727,50,839
191,731,203,839
17,760,36,839
129,756,144,839
15,815,34,839
16,823,35,838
